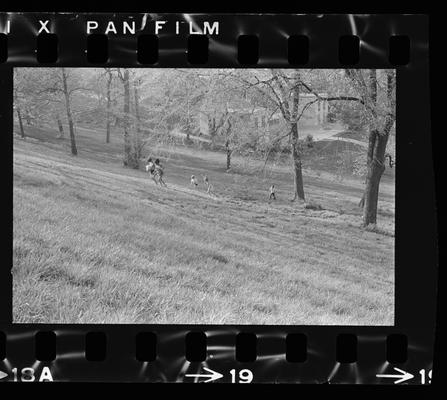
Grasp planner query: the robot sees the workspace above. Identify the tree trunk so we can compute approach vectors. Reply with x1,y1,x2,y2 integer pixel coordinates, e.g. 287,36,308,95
106,114,111,143
290,122,305,201
56,115,64,138
186,113,191,141
106,74,112,144
225,119,232,171
225,140,231,170
288,73,305,201
134,80,141,133
209,117,217,148
122,69,133,167
185,85,191,141
133,80,143,162
61,68,77,156
359,127,377,209
360,69,394,226
17,108,25,138
25,107,31,125
362,130,388,226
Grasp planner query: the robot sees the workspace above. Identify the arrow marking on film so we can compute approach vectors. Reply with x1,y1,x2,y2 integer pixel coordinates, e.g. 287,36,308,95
0,370,8,380
376,367,414,384
185,367,223,383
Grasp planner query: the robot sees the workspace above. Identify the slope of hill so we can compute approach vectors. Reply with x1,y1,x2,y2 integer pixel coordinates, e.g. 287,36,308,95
12,125,395,325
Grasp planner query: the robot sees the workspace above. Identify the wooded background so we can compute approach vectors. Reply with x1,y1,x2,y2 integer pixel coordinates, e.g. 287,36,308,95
14,68,395,226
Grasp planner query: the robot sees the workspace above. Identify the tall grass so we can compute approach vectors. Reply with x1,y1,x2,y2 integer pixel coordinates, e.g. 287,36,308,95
13,135,394,325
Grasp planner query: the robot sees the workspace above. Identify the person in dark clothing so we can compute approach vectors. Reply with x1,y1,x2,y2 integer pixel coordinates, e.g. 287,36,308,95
269,184,276,200
145,157,158,185
146,157,155,173
154,158,167,187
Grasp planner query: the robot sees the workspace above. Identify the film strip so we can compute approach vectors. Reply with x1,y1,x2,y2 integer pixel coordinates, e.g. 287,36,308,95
0,13,437,384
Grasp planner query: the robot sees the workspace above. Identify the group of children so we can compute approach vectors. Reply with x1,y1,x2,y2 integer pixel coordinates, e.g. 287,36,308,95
191,174,276,200
190,174,213,194
145,156,277,200
145,157,167,186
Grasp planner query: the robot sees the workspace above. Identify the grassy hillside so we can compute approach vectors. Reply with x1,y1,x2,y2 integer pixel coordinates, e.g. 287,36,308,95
13,125,395,325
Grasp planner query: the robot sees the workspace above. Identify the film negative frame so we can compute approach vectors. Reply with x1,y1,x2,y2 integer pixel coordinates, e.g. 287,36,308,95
0,13,438,384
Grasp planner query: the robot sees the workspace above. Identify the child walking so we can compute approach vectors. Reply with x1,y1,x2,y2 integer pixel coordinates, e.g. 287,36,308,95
145,157,158,185
269,184,276,200
154,159,167,187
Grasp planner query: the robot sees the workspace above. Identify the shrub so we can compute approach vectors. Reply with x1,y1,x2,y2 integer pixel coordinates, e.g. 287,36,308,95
304,201,323,211
305,134,314,148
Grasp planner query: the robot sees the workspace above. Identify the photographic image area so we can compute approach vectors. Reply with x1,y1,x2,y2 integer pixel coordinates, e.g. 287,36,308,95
13,68,395,324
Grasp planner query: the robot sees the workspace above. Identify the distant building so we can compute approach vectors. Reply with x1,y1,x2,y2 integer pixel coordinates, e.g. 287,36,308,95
197,93,329,137
299,93,329,128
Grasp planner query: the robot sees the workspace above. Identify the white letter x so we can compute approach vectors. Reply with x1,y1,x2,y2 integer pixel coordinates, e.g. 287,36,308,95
38,20,50,34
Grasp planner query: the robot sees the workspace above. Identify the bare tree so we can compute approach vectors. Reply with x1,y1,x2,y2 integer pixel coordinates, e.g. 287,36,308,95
116,68,141,168
16,107,25,138
225,118,232,170
105,68,114,143
24,105,32,125
235,69,373,202
56,114,64,138
21,68,94,154
122,69,132,166
234,70,311,200
13,69,29,138
14,83,25,138
132,76,144,163
60,68,78,155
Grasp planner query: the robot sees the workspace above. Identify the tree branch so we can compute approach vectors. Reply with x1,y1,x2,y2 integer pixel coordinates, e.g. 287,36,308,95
262,129,292,171
325,96,365,105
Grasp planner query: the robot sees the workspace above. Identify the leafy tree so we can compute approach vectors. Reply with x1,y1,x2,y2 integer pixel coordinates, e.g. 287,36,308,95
345,69,396,225
15,68,92,155
233,69,328,201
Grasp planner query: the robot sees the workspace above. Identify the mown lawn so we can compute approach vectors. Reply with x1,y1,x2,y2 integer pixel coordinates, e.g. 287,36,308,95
13,130,395,325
